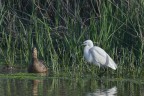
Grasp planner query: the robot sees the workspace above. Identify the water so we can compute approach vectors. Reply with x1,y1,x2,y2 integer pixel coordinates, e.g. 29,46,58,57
0,68,143,96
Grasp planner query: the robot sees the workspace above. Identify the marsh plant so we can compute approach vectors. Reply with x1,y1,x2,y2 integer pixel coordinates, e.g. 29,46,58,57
0,0,144,77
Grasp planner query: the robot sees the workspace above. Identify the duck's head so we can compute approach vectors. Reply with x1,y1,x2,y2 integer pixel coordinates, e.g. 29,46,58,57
32,47,37,59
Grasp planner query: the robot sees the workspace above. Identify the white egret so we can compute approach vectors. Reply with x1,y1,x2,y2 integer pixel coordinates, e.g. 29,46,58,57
83,40,117,70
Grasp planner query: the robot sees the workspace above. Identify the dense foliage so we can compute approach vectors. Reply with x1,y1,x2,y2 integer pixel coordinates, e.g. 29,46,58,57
0,0,144,76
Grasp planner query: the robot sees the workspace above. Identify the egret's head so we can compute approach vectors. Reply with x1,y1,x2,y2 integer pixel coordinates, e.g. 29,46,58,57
32,47,37,59
83,40,94,47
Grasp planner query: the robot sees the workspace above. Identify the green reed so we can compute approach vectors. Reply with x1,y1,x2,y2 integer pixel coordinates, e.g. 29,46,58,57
0,0,144,77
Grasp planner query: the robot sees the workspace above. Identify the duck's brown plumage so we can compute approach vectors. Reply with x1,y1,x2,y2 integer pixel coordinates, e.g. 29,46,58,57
28,47,48,73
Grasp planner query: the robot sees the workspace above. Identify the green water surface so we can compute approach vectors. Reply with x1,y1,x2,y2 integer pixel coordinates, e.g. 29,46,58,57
0,67,143,96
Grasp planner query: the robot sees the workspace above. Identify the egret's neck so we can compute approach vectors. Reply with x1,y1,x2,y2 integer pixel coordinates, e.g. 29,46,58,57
84,45,91,53
84,45,92,63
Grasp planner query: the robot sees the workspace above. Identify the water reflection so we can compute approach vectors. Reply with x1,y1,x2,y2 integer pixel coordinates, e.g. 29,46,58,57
32,80,40,96
0,70,144,96
86,86,117,96
32,73,47,96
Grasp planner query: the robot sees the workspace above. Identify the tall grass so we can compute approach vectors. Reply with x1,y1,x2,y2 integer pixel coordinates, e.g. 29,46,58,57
0,0,144,77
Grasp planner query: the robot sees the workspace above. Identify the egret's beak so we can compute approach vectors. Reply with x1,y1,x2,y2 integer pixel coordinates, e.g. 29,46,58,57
82,42,85,46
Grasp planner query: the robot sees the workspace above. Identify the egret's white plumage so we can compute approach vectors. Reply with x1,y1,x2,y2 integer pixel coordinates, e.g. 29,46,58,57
83,40,117,70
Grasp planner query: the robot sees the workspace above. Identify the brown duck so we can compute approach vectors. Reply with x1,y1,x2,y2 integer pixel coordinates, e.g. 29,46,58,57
28,47,48,73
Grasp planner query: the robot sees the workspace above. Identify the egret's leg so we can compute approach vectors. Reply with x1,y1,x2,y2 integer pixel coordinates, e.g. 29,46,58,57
98,67,107,77
86,63,91,72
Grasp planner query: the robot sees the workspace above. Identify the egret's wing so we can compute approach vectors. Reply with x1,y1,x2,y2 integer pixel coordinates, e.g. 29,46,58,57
107,54,117,70
90,46,117,70
89,46,107,66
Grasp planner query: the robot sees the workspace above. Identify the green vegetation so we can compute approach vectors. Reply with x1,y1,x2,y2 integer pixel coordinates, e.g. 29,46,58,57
0,0,144,77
